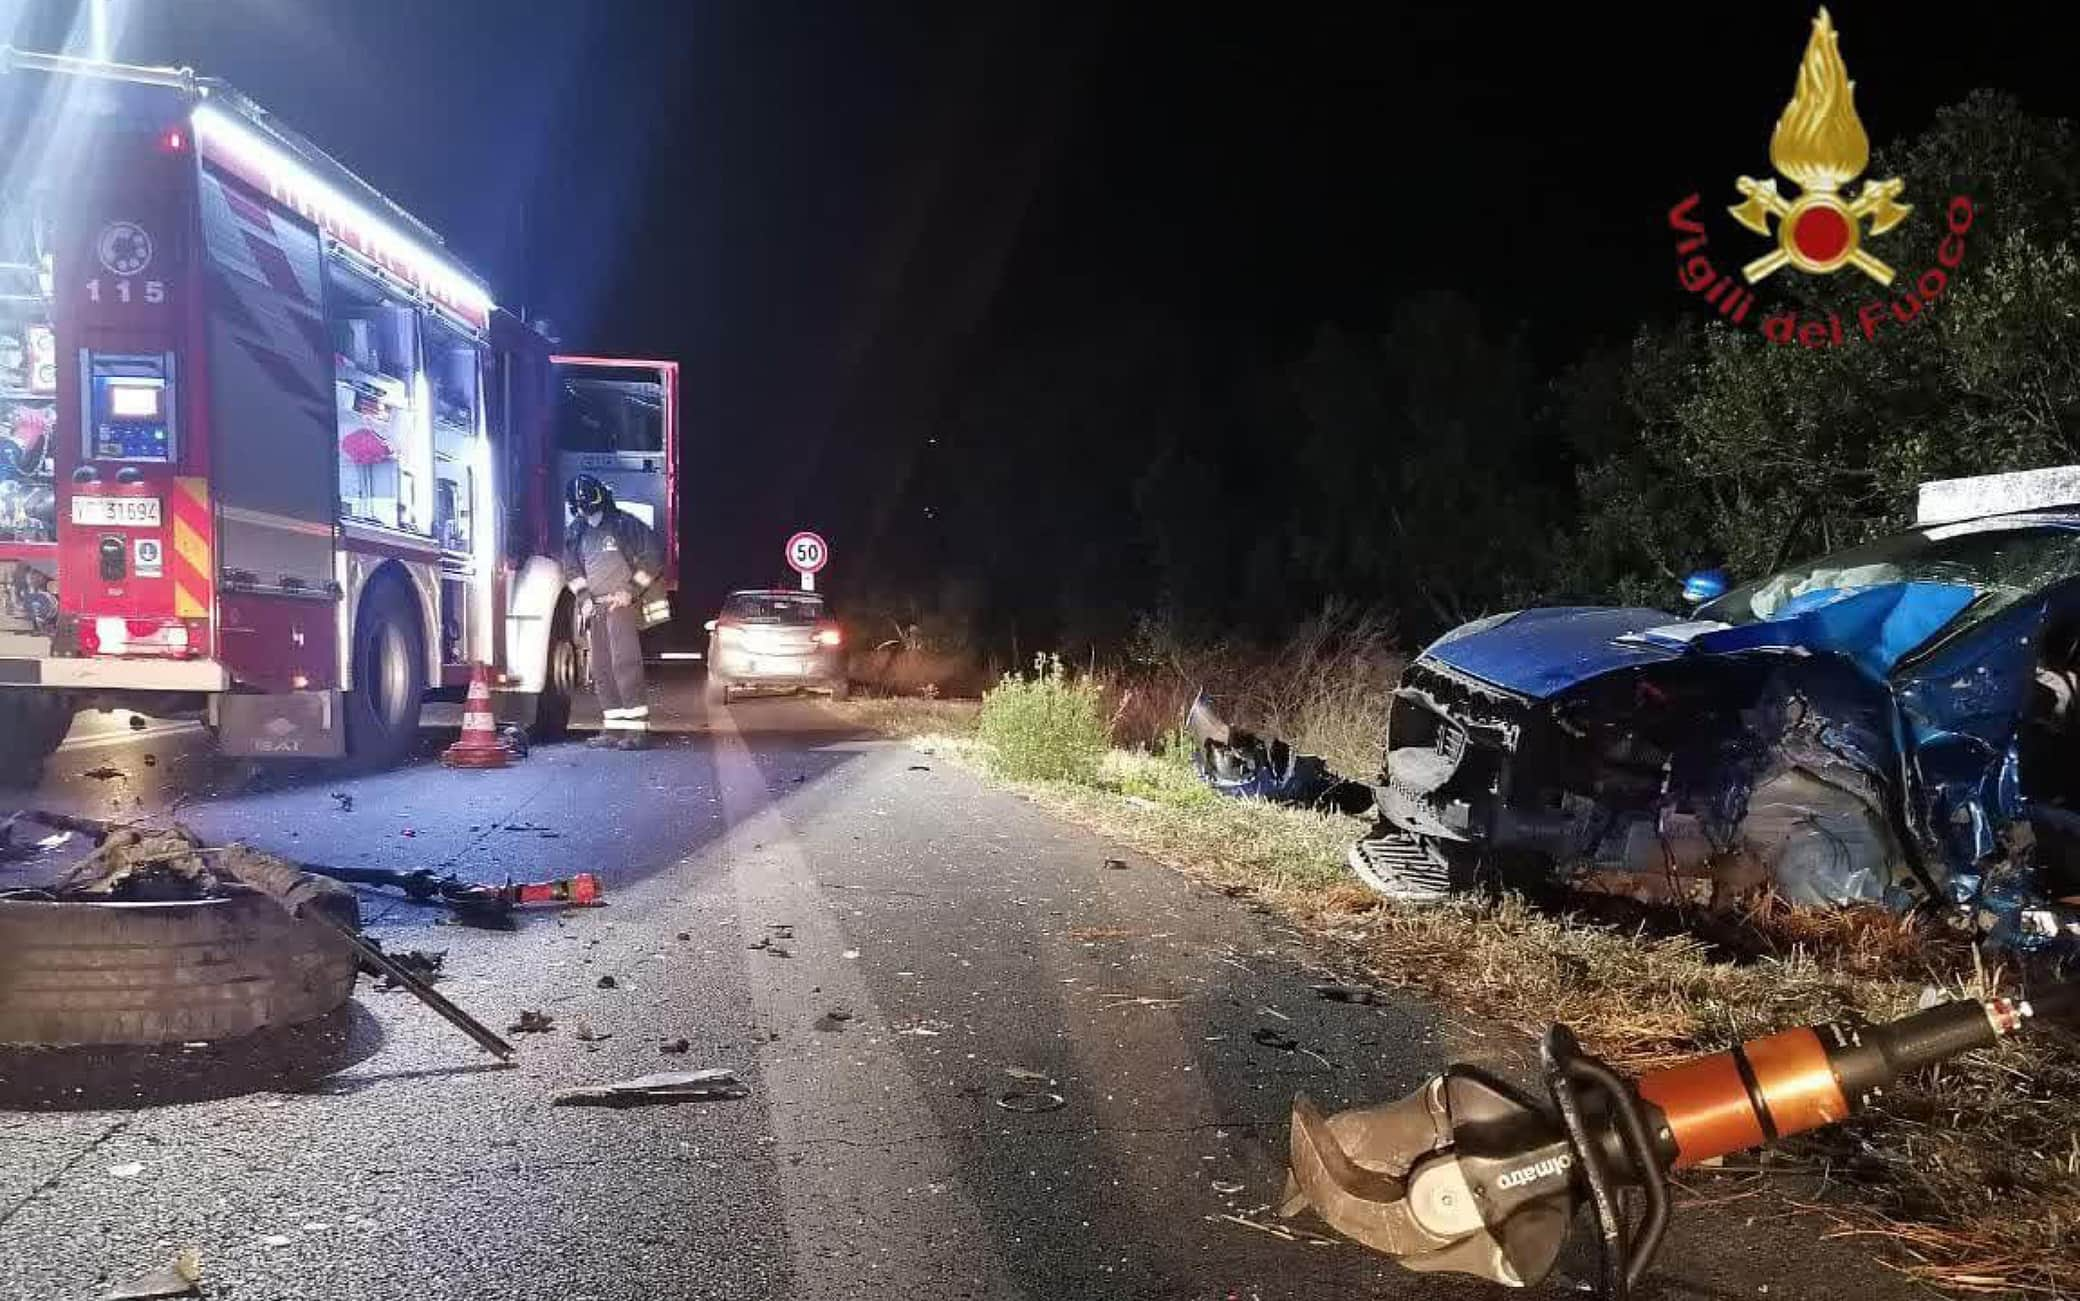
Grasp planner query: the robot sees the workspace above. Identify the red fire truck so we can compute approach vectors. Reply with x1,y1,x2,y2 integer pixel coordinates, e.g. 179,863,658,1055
0,50,678,776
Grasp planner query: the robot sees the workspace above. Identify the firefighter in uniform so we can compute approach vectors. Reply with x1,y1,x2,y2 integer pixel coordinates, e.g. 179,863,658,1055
563,475,665,749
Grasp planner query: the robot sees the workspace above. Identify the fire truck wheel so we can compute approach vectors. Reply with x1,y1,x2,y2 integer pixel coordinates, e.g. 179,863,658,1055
0,690,76,784
533,599,580,740
344,577,427,768
0,890,358,1046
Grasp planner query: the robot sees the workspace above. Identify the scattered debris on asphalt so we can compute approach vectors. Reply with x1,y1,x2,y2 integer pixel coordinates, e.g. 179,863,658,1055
0,813,71,863
82,765,124,781
330,792,354,812
302,862,603,925
1102,857,1129,871
1211,1180,1247,1196
1099,993,1184,1010
1312,983,1385,1005
659,1037,691,1055
812,1008,854,1032
1004,1065,1054,1084
596,974,618,989
907,764,932,772
498,723,531,759
748,930,792,958
107,1161,144,1178
99,1249,202,1301
1216,1212,1341,1247
676,931,691,941
361,943,445,990
510,1010,556,1034
551,1069,750,1107
995,1090,1067,1113
1252,1027,1300,1052
574,1019,611,1042
1184,691,1374,814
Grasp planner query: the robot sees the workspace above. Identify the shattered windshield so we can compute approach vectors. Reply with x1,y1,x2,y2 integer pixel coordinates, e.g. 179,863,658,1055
1699,521,2080,628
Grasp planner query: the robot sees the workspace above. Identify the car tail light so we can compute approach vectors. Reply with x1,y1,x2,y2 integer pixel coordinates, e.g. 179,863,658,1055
814,626,842,647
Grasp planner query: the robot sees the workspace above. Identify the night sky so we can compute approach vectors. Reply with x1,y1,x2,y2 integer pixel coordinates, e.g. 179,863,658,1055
9,1,2076,612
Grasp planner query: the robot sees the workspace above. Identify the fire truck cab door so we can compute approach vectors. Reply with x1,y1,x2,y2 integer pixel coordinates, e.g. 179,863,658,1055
551,357,678,587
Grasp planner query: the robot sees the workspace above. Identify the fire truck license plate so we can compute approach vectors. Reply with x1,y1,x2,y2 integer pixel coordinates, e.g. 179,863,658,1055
70,496,163,527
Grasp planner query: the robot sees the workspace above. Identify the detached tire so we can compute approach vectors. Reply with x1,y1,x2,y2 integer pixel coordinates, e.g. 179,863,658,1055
345,577,427,769
0,891,358,1046
533,598,580,741
0,690,75,784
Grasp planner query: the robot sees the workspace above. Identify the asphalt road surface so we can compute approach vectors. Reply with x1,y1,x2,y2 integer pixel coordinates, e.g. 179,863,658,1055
0,674,1930,1300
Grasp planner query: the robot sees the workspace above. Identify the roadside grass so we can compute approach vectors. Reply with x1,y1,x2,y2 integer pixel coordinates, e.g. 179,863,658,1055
836,694,2080,1296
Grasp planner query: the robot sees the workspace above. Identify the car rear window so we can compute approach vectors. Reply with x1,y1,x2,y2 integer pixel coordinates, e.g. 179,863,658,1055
722,593,826,623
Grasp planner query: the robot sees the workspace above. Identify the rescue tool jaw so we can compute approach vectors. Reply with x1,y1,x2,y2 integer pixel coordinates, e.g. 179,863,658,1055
1282,995,2055,1297
1283,1068,1580,1289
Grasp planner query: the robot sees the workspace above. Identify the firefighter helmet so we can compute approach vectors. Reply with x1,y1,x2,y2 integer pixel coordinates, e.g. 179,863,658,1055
566,473,613,515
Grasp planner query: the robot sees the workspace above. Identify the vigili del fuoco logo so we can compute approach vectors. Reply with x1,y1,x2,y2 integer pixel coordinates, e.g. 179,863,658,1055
1667,8,1975,348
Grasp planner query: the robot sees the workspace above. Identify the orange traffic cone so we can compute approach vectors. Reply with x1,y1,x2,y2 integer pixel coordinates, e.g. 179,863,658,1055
442,663,511,769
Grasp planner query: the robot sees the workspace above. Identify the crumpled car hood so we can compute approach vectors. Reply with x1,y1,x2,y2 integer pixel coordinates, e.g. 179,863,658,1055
1421,606,1683,700
1422,582,1979,701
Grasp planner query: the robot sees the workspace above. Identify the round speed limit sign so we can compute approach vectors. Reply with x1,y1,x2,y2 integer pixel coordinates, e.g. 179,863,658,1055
785,530,829,575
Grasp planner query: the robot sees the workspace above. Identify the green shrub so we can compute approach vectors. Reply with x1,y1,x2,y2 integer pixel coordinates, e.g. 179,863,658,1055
976,653,1109,783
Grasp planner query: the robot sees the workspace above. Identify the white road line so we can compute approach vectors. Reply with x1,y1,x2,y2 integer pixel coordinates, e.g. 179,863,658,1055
709,708,1014,1296
58,722,202,752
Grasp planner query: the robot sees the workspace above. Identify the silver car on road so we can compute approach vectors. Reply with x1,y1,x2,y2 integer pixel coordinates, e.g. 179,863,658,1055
704,589,848,703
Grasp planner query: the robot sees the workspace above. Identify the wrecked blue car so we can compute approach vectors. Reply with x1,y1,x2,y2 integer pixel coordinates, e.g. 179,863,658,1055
1357,468,2080,950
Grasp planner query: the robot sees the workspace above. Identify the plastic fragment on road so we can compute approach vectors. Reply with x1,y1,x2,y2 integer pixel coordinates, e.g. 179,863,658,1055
1312,983,1385,1005
107,1161,144,1177
1005,1066,1054,1084
99,1249,201,1300
551,1068,750,1107
509,1010,555,1034
996,1090,1067,1113
1102,858,1129,871
574,1019,611,1042
659,1037,691,1054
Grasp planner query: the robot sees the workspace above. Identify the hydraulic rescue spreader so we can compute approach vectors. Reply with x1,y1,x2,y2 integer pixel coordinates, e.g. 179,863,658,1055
1284,984,2074,1297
